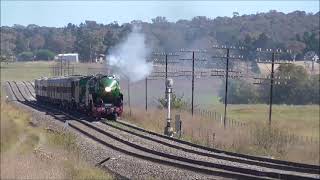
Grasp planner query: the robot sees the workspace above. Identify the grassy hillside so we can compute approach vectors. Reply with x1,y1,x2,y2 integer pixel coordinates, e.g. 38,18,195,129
1,101,113,179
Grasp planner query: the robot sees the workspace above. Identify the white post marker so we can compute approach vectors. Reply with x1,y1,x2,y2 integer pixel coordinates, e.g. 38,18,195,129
164,78,174,137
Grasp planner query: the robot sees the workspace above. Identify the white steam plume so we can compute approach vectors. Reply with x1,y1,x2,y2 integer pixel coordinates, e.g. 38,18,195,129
107,26,152,82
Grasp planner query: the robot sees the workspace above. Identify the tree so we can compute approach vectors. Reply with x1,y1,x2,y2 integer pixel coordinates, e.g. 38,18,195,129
15,33,30,54
254,33,272,49
271,64,310,104
30,34,45,51
103,30,117,54
35,49,55,60
297,32,320,55
219,80,260,104
0,11,318,63
0,29,16,57
233,12,239,17
287,40,306,60
75,28,105,61
18,51,33,61
152,16,168,24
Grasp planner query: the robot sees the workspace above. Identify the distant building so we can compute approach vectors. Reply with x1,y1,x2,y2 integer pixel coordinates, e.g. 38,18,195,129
55,53,79,63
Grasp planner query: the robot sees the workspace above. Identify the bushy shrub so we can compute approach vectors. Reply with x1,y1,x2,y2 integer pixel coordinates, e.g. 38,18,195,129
18,51,34,61
219,79,261,104
158,93,188,110
35,49,55,60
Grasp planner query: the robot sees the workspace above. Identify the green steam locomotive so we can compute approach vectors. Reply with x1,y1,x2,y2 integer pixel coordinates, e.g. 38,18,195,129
35,74,123,120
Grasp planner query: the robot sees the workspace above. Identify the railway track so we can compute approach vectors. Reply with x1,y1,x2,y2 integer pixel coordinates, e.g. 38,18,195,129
6,81,320,179
110,119,320,171
102,120,319,174
25,81,320,175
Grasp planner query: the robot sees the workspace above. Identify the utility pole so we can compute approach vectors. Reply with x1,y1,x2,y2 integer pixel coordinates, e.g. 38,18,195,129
223,48,230,129
191,51,195,116
68,60,70,76
268,52,275,126
165,54,168,81
145,77,148,111
254,48,292,126
149,52,179,110
180,49,207,116
150,52,179,81
211,45,244,128
60,56,62,76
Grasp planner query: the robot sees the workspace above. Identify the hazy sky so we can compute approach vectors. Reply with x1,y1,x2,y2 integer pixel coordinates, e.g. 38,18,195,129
1,1,319,27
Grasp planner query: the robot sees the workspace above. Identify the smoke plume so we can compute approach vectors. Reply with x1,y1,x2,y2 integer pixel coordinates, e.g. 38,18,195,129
107,25,152,82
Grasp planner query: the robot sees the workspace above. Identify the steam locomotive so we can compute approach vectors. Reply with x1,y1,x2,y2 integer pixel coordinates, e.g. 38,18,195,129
34,74,123,120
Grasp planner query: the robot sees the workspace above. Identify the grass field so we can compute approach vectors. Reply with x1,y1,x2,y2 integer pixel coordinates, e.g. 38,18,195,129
211,104,319,138
0,61,102,81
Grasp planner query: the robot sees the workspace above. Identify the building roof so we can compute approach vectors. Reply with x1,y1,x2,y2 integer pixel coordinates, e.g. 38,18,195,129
57,53,79,56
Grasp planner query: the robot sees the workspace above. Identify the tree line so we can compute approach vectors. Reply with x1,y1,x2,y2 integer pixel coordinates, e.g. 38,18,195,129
220,64,319,105
1,10,319,62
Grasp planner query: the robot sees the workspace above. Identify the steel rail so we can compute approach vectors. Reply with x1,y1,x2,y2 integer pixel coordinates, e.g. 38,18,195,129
7,81,274,180
27,81,35,88
22,81,36,98
102,121,319,174
75,119,311,179
114,120,320,172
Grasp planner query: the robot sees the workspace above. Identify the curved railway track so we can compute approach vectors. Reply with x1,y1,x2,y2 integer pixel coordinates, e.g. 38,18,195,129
25,80,320,174
112,120,320,172
101,120,319,174
6,81,320,180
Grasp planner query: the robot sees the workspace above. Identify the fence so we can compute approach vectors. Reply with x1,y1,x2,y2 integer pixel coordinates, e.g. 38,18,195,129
190,108,247,128
188,107,319,145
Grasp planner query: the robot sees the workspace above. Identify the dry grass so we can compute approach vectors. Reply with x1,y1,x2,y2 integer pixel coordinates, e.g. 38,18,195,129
122,107,320,165
0,101,113,179
211,104,319,138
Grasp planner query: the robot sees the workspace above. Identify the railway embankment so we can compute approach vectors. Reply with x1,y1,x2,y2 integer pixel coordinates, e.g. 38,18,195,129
0,93,112,179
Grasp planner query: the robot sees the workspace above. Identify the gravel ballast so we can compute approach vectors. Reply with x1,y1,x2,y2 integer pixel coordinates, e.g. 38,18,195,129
5,82,229,179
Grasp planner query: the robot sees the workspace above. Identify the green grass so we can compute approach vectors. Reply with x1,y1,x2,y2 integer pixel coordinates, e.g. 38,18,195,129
210,104,319,138
196,94,221,107
0,61,104,82
194,94,318,138
1,61,53,81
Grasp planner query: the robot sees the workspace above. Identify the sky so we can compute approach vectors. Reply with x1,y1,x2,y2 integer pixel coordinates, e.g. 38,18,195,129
1,1,319,27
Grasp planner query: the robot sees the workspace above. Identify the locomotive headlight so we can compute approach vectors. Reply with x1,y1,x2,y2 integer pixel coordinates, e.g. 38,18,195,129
105,87,112,92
